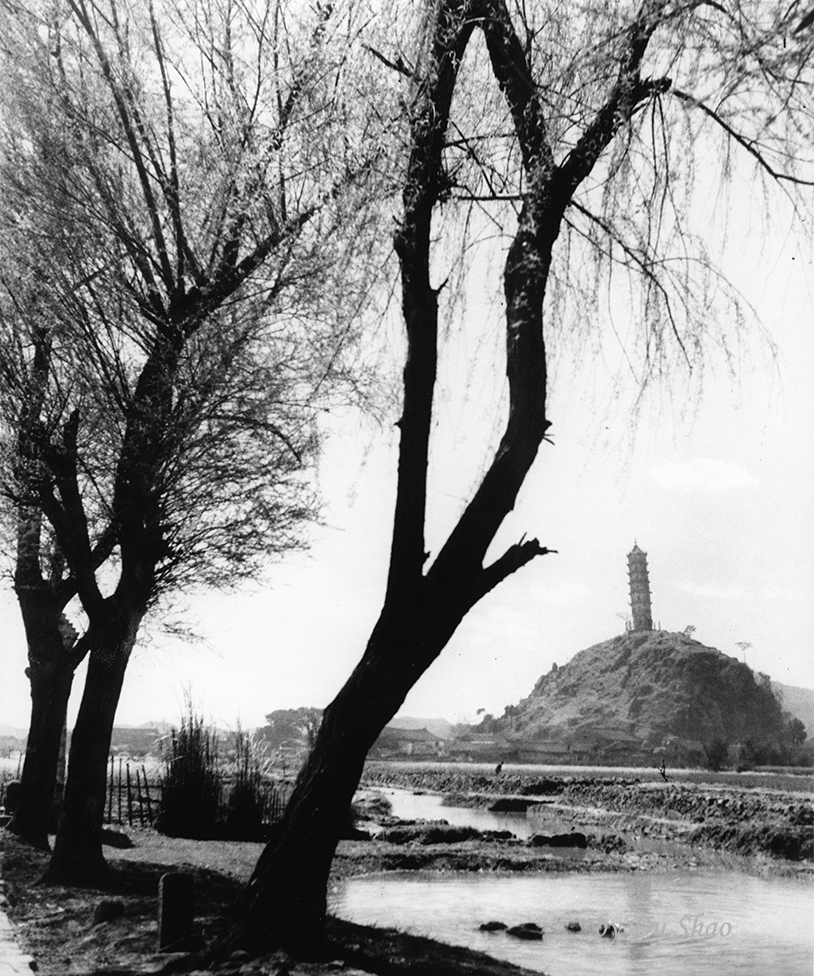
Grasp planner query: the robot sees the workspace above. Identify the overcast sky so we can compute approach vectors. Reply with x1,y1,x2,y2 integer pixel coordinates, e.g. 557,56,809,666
1,170,812,735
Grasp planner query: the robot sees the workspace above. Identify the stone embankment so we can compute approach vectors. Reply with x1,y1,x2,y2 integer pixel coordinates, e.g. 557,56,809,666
361,765,814,862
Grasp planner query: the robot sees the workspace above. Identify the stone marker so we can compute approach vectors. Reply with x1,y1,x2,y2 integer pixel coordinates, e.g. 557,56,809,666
158,872,194,951
3,781,21,814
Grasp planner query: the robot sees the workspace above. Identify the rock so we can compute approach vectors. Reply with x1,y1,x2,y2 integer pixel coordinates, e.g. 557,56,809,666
565,921,581,932
599,923,623,939
507,923,543,940
101,827,133,848
489,798,536,812
92,899,126,925
479,921,508,931
229,949,252,962
2,781,21,814
530,832,587,848
340,825,371,841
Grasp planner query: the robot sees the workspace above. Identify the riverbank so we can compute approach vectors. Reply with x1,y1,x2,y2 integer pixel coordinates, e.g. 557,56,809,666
1,830,542,976
360,763,814,868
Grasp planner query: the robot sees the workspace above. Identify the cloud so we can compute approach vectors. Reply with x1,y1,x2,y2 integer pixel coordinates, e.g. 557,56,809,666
537,583,591,605
759,585,810,601
649,458,758,492
676,581,808,603
675,581,747,600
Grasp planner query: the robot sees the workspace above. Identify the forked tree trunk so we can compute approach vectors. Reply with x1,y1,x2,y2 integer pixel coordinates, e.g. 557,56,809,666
8,655,74,851
218,0,554,957
219,605,459,955
43,611,139,885
7,597,78,851
219,0,665,955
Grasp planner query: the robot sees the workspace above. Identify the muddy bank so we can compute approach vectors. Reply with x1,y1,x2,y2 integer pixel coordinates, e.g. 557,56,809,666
360,765,814,863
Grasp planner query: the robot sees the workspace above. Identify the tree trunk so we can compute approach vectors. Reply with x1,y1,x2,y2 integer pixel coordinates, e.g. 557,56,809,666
7,653,74,851
218,605,453,956
42,611,138,886
7,597,78,851
217,0,560,956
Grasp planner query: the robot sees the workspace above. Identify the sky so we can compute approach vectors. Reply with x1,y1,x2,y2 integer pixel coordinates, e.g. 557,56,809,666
1,172,812,736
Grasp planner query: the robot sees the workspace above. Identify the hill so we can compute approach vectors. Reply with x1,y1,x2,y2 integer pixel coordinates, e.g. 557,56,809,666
496,630,792,764
774,682,814,740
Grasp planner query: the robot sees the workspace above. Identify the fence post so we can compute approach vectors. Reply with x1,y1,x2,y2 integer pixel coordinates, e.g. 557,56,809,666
135,767,145,827
141,764,154,825
126,762,134,826
117,757,123,823
107,755,114,822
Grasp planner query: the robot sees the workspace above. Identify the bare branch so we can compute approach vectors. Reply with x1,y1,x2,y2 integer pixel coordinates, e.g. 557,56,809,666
473,539,556,604
671,86,814,187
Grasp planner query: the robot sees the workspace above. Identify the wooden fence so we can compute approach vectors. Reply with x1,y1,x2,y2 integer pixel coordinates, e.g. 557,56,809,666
104,756,286,829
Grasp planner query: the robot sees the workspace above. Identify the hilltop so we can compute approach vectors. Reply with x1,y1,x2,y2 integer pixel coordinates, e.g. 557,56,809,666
489,630,796,765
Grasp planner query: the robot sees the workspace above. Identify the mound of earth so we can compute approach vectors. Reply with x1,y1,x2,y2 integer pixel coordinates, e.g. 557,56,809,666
505,630,788,758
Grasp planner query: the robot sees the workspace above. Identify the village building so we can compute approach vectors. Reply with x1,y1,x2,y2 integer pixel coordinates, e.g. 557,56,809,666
370,726,446,758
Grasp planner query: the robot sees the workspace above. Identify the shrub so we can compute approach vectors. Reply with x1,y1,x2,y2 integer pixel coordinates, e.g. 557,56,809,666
157,707,222,839
704,738,729,772
223,727,267,841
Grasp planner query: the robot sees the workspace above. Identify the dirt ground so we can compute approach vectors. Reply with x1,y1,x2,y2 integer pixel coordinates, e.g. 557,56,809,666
2,828,552,976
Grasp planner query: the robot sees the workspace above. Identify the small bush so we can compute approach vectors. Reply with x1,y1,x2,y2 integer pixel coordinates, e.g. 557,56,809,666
157,707,222,839
223,727,267,841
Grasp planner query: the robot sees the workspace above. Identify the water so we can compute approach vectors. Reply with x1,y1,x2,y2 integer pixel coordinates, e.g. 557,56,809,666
379,787,536,839
381,788,686,854
329,871,814,976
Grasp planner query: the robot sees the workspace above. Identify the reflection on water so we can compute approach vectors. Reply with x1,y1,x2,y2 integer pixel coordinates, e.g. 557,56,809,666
329,871,814,976
380,788,536,839
381,788,688,854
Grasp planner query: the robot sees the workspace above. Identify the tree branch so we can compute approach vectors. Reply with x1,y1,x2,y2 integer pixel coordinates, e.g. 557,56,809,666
478,0,555,176
472,539,556,604
567,199,691,368
67,0,176,290
387,0,478,602
556,0,673,194
39,411,105,614
671,87,814,187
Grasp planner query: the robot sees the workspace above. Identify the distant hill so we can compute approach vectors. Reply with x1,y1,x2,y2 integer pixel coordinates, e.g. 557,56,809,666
774,683,814,739
389,716,454,739
0,725,27,741
493,630,791,763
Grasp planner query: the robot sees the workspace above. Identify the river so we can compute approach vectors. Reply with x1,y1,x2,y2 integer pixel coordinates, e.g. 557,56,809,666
329,870,813,976
375,786,537,839
331,787,814,975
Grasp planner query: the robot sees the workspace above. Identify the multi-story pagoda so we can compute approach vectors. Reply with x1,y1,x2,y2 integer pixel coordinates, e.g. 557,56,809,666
627,542,653,631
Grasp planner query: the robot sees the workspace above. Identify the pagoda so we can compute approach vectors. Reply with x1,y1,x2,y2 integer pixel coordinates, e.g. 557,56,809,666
627,542,653,631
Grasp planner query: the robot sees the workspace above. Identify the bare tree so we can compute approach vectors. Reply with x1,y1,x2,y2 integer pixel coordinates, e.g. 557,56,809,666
215,0,812,956
0,0,384,874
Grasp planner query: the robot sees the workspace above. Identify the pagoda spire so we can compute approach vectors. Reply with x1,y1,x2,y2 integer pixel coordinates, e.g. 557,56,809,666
627,542,653,631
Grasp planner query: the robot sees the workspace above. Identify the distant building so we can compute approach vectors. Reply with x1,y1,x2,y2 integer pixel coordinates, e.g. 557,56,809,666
627,542,653,631
370,726,446,758
446,732,513,762
109,727,161,756
515,740,572,762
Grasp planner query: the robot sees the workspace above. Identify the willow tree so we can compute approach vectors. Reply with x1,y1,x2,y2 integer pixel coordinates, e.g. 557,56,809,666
218,0,813,956
0,0,383,871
